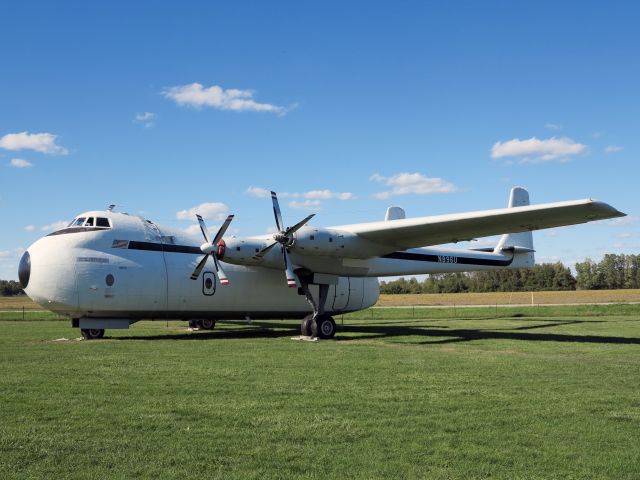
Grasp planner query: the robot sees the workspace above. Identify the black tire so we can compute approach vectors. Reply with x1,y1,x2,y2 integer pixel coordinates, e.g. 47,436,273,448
311,315,336,339
81,328,105,340
301,314,314,336
200,319,216,330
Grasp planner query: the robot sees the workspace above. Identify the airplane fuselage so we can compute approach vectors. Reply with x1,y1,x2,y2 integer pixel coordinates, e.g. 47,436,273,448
21,212,380,321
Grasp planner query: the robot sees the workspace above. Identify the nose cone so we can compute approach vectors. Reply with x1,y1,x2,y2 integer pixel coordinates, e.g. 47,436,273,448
18,250,31,289
20,237,79,316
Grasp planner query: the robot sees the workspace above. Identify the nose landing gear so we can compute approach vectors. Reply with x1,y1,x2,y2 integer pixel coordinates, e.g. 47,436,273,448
188,319,217,330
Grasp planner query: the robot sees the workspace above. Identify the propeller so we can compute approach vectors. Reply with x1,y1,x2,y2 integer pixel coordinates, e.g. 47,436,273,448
190,214,234,285
254,191,315,287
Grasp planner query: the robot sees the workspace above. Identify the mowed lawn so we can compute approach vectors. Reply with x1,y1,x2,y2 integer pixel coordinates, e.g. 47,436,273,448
1,306,639,479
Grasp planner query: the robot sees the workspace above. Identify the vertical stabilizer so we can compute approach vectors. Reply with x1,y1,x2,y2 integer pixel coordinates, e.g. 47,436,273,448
494,187,535,266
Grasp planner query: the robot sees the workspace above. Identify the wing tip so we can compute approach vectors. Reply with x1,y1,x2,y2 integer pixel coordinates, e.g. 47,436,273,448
589,200,627,218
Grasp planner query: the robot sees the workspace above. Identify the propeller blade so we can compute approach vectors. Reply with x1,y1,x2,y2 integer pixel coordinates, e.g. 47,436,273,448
282,248,297,288
190,254,209,280
254,241,278,259
284,214,315,236
196,214,211,243
212,214,234,246
213,255,230,286
271,191,284,232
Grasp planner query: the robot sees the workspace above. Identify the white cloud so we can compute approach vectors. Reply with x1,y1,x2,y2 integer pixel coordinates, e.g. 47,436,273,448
370,172,458,199
9,158,33,168
183,224,207,237
491,137,586,163
41,220,68,232
544,123,562,130
176,202,228,221
134,112,156,128
24,225,35,231
289,200,321,210
163,83,288,115
607,216,637,227
0,132,68,155
246,187,353,201
605,145,623,153
246,186,271,198
303,190,353,200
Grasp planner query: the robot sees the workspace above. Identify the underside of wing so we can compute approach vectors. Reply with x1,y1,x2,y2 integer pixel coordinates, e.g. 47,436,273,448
336,199,625,251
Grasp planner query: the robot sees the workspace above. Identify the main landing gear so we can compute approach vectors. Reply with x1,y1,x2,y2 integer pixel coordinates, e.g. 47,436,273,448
81,328,105,340
298,277,337,340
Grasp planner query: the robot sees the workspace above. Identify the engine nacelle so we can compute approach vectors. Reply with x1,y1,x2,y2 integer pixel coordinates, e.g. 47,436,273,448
220,237,272,266
292,226,382,259
221,227,386,268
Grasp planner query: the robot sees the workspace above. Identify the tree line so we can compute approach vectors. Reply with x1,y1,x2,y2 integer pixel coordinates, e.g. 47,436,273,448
380,254,640,294
0,280,23,296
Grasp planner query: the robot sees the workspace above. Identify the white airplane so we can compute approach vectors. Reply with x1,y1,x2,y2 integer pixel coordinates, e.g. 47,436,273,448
19,187,624,340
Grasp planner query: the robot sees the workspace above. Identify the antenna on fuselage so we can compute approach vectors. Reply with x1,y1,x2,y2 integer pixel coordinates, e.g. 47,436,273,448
107,204,116,212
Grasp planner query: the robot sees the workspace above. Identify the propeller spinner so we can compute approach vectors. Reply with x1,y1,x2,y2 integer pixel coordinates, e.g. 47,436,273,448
190,214,234,285
254,191,315,287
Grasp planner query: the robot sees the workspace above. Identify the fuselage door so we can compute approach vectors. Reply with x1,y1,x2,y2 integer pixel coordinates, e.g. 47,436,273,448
332,276,350,311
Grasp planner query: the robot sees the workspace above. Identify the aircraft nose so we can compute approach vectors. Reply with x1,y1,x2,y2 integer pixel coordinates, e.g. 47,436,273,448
18,250,31,289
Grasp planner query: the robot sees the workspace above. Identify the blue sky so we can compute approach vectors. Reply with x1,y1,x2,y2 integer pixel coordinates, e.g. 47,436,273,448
1,1,638,279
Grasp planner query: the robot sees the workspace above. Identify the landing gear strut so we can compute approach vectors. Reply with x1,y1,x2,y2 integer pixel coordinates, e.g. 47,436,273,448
298,276,337,339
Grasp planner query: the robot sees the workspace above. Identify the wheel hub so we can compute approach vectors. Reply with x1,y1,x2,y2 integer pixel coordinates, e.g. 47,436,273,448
320,320,333,336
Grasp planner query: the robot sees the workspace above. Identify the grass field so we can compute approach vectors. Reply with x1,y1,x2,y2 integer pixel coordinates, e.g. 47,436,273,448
1,304,639,479
377,289,640,306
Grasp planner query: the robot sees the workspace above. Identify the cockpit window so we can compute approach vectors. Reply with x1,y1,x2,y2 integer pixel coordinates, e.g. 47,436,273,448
73,217,86,226
96,217,111,228
85,217,94,226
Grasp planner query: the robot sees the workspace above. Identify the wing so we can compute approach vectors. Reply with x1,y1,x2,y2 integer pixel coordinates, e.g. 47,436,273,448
335,199,625,251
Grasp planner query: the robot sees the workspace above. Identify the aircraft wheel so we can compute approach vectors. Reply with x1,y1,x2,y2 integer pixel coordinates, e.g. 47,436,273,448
81,328,105,340
311,315,336,339
301,314,314,337
200,319,216,330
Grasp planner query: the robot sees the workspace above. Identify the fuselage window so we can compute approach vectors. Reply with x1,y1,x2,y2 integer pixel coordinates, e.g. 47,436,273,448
85,217,94,226
96,217,111,228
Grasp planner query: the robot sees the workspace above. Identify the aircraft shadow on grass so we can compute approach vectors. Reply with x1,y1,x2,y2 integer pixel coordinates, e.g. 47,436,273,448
112,318,640,346
338,319,640,346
